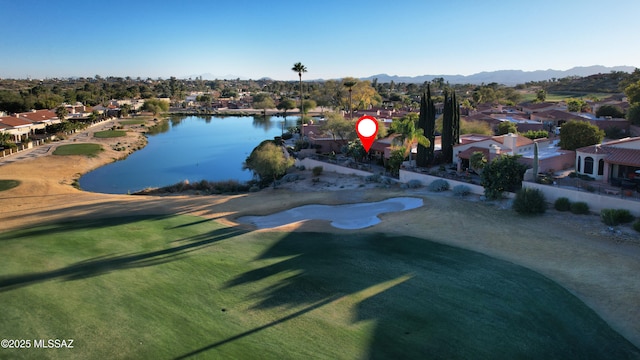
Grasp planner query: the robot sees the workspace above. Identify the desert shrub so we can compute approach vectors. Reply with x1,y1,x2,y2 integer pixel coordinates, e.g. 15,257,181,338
570,201,590,215
366,174,381,183
452,185,471,197
380,177,395,185
428,179,450,192
601,209,635,226
296,165,305,171
513,188,547,215
633,220,640,233
554,197,571,211
312,166,323,177
406,179,422,189
281,173,300,183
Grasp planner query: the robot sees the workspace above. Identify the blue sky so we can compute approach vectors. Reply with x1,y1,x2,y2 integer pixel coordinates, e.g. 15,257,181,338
1,0,638,80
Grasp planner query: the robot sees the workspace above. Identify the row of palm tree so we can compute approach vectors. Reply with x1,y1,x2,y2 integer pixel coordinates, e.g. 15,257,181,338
291,62,356,119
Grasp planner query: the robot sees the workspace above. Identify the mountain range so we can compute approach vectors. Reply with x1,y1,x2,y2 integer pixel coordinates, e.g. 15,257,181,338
185,65,636,85
360,65,636,85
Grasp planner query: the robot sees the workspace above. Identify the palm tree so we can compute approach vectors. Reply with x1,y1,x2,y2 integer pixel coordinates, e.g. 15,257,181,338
291,62,307,116
55,106,68,122
343,79,357,119
392,116,430,167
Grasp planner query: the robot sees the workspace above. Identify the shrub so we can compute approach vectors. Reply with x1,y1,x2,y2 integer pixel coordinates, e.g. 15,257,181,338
601,209,635,226
554,197,571,211
281,132,293,140
406,179,422,189
452,185,471,197
366,174,381,183
428,179,450,192
513,188,547,215
633,220,640,233
281,173,300,183
312,166,323,177
570,202,590,215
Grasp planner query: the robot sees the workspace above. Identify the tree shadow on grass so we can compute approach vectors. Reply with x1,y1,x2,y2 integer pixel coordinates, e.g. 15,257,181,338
0,221,246,292
177,231,640,359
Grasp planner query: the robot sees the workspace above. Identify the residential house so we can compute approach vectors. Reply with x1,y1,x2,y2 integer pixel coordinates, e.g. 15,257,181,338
575,137,640,186
0,116,37,142
521,102,567,114
454,133,575,174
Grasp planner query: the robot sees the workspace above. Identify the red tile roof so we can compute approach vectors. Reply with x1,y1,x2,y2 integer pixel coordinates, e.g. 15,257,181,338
0,116,34,127
604,148,640,167
18,110,57,122
457,146,490,160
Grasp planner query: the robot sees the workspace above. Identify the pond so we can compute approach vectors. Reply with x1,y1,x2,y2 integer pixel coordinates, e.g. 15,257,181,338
79,115,297,194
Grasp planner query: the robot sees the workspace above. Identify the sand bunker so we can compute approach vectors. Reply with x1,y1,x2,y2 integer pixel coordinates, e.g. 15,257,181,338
238,197,423,230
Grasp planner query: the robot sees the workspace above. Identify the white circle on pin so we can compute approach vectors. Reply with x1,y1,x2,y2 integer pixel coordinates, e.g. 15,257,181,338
357,118,377,137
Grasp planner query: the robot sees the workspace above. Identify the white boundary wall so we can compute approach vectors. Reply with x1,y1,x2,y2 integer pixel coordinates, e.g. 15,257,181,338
523,181,639,216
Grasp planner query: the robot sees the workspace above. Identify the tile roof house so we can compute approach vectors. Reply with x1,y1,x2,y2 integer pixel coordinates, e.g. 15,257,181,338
454,133,575,173
576,137,640,185
0,116,37,141
521,102,567,114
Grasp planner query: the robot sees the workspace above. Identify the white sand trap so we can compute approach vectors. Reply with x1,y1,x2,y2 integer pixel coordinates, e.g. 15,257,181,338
238,197,423,230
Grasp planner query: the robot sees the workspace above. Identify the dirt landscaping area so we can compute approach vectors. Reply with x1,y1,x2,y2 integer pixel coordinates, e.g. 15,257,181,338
0,124,639,348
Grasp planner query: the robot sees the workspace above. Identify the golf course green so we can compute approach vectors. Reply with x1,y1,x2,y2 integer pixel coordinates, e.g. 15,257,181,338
1,215,638,359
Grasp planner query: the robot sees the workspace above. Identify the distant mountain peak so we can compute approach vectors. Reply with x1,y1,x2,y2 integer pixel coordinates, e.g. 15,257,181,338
360,65,637,85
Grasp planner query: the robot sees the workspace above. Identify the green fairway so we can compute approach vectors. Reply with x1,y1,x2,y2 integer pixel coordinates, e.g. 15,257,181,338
93,130,126,138
0,215,637,359
0,179,20,192
52,143,103,157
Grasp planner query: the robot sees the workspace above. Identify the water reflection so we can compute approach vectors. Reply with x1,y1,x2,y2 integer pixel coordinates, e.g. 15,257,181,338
252,115,274,132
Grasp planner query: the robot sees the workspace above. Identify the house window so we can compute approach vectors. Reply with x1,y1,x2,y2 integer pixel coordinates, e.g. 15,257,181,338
577,156,581,172
584,157,594,174
598,159,604,176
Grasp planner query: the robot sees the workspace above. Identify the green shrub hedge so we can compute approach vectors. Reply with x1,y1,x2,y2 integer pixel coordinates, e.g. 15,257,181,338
570,202,590,215
601,209,635,226
554,197,571,211
513,188,547,215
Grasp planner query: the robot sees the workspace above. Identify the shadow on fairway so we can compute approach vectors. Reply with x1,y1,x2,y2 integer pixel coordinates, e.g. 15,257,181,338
0,221,245,292
177,231,640,359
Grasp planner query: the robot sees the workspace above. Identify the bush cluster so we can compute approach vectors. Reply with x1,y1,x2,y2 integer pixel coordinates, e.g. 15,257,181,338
428,179,450,192
452,185,471,197
601,209,635,226
634,220,640,233
312,166,323,177
554,197,571,211
160,179,250,194
406,180,422,189
513,188,547,215
570,202,590,215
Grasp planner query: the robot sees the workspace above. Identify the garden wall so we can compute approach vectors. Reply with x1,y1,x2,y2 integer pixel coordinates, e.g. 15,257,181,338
523,181,639,215
399,170,488,196
296,158,373,177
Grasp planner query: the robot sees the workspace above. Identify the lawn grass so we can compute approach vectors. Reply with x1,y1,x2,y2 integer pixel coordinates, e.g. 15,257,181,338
52,143,103,157
93,130,127,138
0,179,20,192
0,215,637,359
118,120,146,125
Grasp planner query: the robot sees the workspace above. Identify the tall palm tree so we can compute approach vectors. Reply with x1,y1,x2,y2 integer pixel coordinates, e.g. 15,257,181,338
392,116,430,167
291,62,307,116
343,79,357,119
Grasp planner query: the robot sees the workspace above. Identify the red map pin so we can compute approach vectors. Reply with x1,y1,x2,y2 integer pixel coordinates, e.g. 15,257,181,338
356,115,379,152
